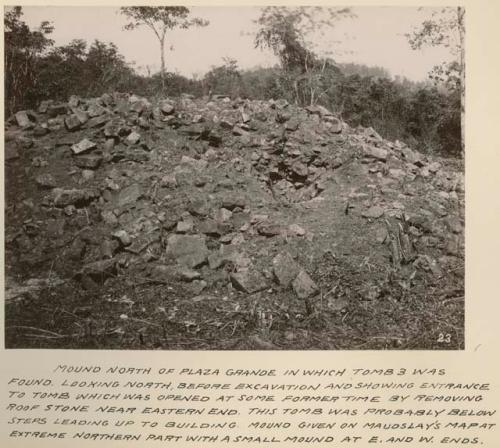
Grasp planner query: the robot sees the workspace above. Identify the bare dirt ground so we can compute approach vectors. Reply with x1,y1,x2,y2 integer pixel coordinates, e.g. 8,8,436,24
4,94,464,349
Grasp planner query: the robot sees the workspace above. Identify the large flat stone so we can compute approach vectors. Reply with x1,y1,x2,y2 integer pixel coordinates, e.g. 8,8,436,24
272,252,301,287
71,138,97,155
166,234,208,268
230,268,268,294
363,144,388,162
15,111,34,128
52,188,99,207
65,114,81,131
292,270,318,299
74,154,103,169
362,205,385,219
116,184,143,207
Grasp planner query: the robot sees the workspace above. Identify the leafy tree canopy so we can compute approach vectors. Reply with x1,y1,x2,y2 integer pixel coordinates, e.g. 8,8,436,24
254,6,353,73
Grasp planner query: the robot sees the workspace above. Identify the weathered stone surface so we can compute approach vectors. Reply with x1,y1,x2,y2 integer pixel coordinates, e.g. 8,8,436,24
160,100,175,115
187,279,207,294
85,114,111,128
230,267,268,294
52,188,99,207
401,147,424,166
222,195,246,210
15,111,34,128
362,205,385,219
406,214,433,233
177,267,201,282
101,210,118,226
215,208,233,223
209,244,251,270
207,129,223,147
81,170,94,181
71,138,97,155
363,144,388,162
326,117,342,133
66,237,86,260
389,168,405,178
291,161,308,178
138,117,150,129
428,161,441,173
116,183,142,207
364,127,383,140
104,119,123,137
220,118,235,130
5,145,19,161
179,156,208,172
258,223,283,237
251,214,268,224
166,234,208,268
176,217,194,234
232,125,248,136
199,220,221,236
68,95,80,108
101,93,113,105
16,135,34,149
188,198,210,217
444,216,462,234
33,125,49,137
74,154,103,170
125,131,141,145
180,123,205,137
375,226,389,243
100,239,118,259
445,235,461,256
35,173,57,189
130,99,147,114
47,104,68,118
274,98,289,109
174,170,194,187
65,114,81,131
194,175,208,187
47,118,64,132
288,223,306,237
240,111,251,123
46,218,66,238
87,103,106,117
276,111,291,123
208,252,224,270
272,252,301,287
38,100,53,114
112,230,132,246
306,104,333,117
126,235,156,254
72,109,89,125
285,119,299,131
292,270,318,299
160,174,177,188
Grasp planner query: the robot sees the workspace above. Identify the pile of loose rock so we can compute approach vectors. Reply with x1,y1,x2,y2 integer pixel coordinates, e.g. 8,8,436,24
5,91,464,313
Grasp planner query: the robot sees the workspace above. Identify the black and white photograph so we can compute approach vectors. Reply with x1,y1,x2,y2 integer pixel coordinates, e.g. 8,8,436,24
4,5,465,350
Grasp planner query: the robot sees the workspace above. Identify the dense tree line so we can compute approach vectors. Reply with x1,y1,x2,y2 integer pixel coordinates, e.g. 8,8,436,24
5,7,139,112
4,6,461,157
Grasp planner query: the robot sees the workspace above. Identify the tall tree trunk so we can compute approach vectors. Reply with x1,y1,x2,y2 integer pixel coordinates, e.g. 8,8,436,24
458,7,465,159
293,78,299,105
159,37,166,92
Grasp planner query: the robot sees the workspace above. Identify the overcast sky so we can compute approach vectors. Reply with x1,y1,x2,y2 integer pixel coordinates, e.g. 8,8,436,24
20,6,455,81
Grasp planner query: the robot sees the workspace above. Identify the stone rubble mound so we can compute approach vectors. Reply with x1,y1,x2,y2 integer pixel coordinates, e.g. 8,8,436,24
5,91,464,334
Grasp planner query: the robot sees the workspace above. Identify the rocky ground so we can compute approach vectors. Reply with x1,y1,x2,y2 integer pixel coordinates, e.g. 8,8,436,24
4,93,464,349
